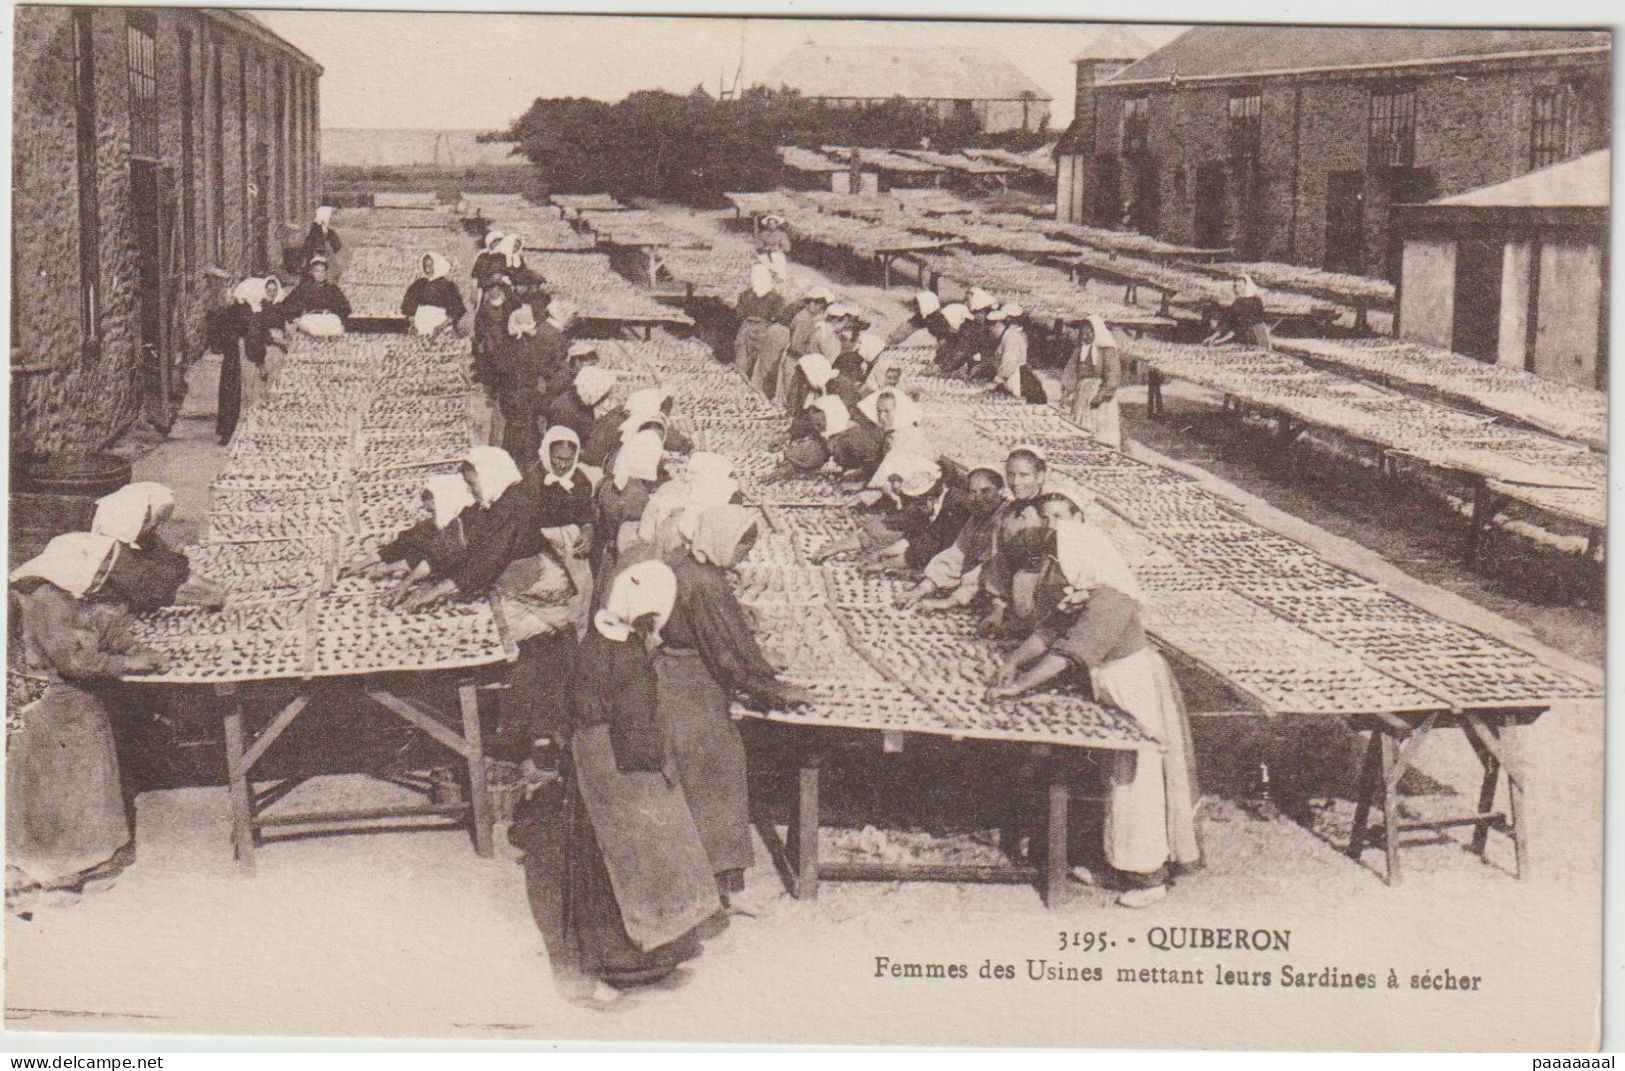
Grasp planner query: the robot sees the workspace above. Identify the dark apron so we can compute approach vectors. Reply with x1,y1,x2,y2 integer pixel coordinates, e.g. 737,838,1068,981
655,647,753,874
570,724,718,951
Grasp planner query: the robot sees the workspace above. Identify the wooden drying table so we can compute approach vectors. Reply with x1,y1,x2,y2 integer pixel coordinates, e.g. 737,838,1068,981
1345,707,1543,885
740,720,1133,910
207,669,502,873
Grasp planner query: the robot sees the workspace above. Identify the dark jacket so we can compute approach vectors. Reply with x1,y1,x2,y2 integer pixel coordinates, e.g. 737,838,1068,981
402,276,467,323
284,279,352,320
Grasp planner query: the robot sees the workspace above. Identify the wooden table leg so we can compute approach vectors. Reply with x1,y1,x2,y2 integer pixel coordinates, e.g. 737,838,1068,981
1043,752,1071,908
1499,720,1531,879
1464,727,1500,859
790,746,822,899
1147,369,1165,420
217,685,256,875
1347,731,1381,860
458,680,494,858
1378,731,1403,885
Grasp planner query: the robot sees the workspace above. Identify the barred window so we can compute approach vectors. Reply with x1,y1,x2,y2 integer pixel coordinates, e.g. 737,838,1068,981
126,12,158,159
73,8,102,347
1227,91,1261,161
1368,83,1416,168
1530,86,1572,168
1122,96,1149,156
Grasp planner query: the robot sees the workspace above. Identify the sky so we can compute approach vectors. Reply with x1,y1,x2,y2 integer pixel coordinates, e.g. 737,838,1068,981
252,11,1186,133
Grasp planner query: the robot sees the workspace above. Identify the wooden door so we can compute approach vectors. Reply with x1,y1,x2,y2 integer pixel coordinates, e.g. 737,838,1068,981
1325,170,1365,274
1194,163,1228,249
1131,157,1160,234
1451,238,1503,363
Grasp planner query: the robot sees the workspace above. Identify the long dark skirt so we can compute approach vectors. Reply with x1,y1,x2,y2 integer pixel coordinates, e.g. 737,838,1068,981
216,350,243,443
655,648,753,875
5,684,130,890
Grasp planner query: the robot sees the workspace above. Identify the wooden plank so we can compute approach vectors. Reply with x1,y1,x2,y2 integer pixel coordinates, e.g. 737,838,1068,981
817,862,1040,884
241,694,311,772
364,687,471,757
254,803,467,827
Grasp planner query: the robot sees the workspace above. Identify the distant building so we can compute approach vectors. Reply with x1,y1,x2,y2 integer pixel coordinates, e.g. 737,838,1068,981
1053,26,1610,278
1394,150,1608,389
12,6,322,452
761,44,1052,133
1055,27,1156,225
321,129,524,169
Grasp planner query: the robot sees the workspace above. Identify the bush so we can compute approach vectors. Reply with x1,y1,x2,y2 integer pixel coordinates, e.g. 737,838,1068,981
501,85,1025,206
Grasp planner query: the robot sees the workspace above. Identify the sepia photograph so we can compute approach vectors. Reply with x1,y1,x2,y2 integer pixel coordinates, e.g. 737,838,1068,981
2,2,1613,1053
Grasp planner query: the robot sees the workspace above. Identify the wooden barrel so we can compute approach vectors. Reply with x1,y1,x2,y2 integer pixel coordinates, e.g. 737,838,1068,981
12,452,132,498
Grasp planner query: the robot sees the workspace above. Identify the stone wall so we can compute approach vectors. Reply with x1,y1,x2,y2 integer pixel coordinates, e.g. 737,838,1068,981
1071,55,1610,274
11,7,320,455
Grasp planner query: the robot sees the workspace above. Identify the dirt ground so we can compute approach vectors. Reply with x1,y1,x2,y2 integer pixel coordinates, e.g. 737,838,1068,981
4,207,1603,1050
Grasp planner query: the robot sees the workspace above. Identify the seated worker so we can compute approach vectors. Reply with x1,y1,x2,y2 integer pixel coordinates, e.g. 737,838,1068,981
402,253,468,338
282,256,352,336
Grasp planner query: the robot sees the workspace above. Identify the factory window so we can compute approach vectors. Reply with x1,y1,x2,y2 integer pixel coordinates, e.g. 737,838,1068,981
1121,95,1149,157
1368,83,1416,168
125,11,158,159
72,8,102,348
210,43,225,262
179,28,196,276
1227,91,1261,162
1530,86,1572,169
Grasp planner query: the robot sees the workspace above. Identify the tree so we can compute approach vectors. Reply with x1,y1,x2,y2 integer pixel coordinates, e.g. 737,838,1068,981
502,85,1045,205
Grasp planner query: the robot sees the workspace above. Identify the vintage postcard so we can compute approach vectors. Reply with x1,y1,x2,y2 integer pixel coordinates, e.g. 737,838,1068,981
3,3,1610,1052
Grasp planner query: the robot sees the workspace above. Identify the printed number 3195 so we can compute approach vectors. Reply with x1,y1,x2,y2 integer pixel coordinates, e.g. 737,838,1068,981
1059,931,1110,952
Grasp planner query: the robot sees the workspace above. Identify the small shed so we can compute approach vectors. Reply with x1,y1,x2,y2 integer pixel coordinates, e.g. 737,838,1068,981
1394,150,1608,390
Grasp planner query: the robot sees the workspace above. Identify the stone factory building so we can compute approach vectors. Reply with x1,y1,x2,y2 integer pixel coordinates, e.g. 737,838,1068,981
1054,26,1610,278
763,44,1053,134
11,6,322,454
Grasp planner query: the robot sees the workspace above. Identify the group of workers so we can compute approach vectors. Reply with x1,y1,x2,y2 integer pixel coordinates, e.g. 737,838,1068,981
8,207,1206,1010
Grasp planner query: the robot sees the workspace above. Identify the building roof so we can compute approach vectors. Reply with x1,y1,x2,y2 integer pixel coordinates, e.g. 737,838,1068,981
762,44,1052,102
1108,25,1609,85
1073,26,1156,63
1430,150,1609,209
205,9,323,73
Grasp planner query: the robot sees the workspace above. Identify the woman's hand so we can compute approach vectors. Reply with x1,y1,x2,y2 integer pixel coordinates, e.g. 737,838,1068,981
993,655,1021,688
893,585,928,611
125,651,170,675
778,684,815,709
1057,587,1091,613
985,681,1023,702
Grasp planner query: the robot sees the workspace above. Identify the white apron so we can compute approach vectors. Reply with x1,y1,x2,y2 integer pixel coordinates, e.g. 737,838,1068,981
1089,647,1198,875
413,305,450,335
1070,380,1122,449
298,312,344,337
